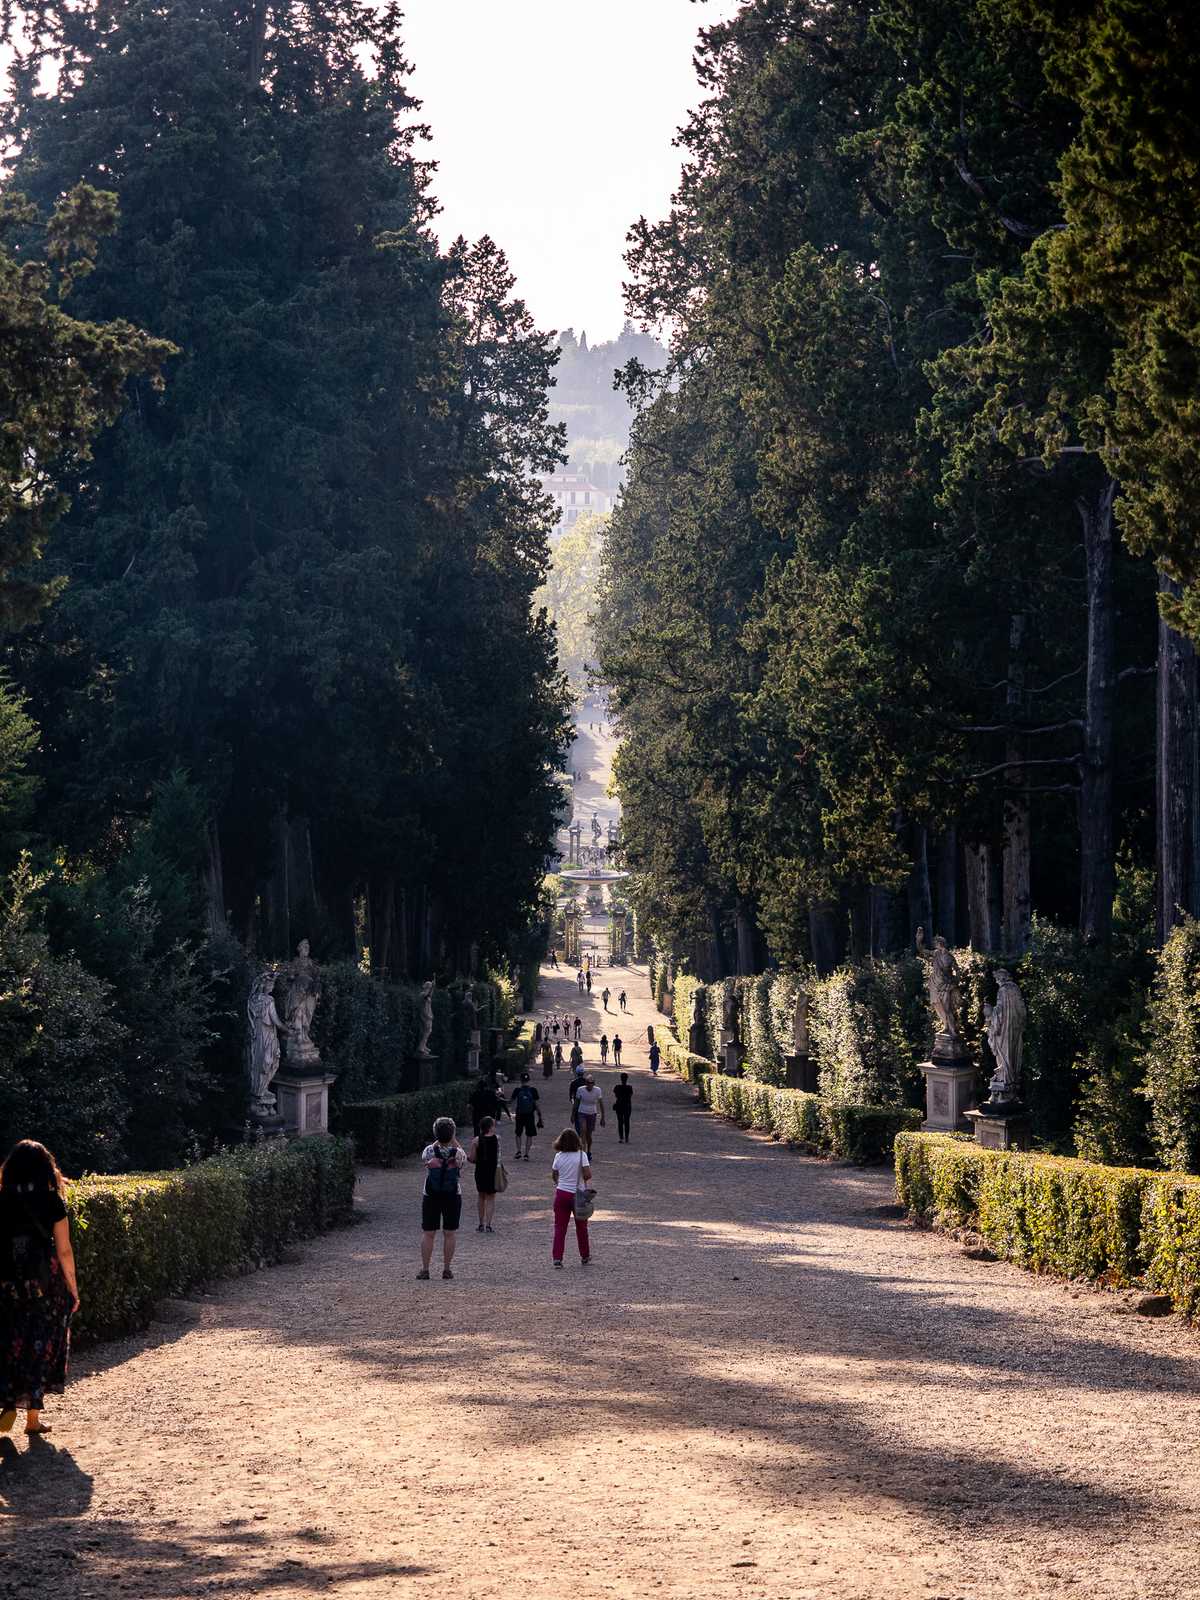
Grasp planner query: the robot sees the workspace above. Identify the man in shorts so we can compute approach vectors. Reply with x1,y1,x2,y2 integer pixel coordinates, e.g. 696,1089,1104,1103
418,1117,466,1281
510,1072,543,1159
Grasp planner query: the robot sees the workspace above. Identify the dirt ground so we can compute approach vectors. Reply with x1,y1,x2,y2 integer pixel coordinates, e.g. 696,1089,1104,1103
2,957,1199,1599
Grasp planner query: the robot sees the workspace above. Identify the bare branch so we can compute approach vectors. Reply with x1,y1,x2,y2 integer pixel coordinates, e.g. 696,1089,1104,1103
946,718,1084,736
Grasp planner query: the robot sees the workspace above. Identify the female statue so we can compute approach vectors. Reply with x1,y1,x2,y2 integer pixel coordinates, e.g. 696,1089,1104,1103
247,967,286,1114
417,979,436,1057
984,969,1027,1103
915,928,964,1052
283,938,321,1065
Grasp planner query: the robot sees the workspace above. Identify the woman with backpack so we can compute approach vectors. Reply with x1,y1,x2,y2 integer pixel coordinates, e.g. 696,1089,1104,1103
0,1140,80,1434
468,1116,503,1233
418,1118,466,1280
550,1128,592,1268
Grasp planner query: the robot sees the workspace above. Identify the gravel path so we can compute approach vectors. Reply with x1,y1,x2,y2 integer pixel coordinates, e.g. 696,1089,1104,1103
2,962,1199,1599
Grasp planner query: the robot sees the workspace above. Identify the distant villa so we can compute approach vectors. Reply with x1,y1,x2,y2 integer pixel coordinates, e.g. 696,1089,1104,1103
541,470,615,529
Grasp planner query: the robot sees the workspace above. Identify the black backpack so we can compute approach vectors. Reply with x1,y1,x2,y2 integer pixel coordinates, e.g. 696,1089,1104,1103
514,1085,537,1114
425,1148,460,1194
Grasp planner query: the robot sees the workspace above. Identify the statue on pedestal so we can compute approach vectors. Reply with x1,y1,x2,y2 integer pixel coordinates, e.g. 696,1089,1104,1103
720,986,739,1044
416,979,436,1058
984,968,1027,1105
282,938,321,1068
915,927,964,1057
792,984,810,1057
462,987,479,1038
247,967,286,1117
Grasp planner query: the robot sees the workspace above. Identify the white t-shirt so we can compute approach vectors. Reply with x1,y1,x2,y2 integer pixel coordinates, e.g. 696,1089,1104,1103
575,1085,603,1118
553,1150,590,1194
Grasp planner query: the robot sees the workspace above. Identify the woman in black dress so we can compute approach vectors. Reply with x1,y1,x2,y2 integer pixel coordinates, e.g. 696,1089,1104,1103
468,1116,502,1232
0,1140,79,1436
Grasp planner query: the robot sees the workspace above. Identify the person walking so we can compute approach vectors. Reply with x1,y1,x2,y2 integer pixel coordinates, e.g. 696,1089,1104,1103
612,1033,623,1067
550,1129,591,1268
541,1040,554,1079
601,986,611,1012
613,1073,633,1143
585,970,592,995
417,1118,465,1281
0,1140,79,1435
569,1040,584,1074
575,1075,605,1153
648,1040,661,1078
599,1032,609,1066
618,990,627,1012
551,1017,560,1042
554,1040,564,1072
549,949,559,970
509,1073,543,1159
468,1076,502,1136
577,969,585,992
468,1116,503,1233
574,1016,583,1042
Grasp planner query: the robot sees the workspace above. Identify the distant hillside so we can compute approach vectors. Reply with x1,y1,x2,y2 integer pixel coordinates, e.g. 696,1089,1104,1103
550,322,667,488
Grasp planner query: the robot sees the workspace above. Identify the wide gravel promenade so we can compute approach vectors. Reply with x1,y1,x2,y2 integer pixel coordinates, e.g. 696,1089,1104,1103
3,961,1199,1599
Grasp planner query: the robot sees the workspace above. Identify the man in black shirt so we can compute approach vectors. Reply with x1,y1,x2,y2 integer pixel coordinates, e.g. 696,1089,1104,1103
509,1073,543,1159
613,1073,633,1143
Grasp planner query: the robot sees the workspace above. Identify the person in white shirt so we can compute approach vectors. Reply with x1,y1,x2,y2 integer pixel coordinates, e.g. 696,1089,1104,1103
574,1076,605,1153
550,1128,592,1268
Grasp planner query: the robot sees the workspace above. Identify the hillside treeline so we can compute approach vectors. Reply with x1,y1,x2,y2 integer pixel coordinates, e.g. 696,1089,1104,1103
0,0,568,1167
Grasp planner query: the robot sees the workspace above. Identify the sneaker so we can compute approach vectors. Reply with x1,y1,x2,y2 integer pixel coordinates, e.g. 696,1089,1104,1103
485,1225,494,1233
581,1257,592,1266
553,1261,564,1270
416,1269,430,1280
476,1224,485,1232
442,1268,454,1280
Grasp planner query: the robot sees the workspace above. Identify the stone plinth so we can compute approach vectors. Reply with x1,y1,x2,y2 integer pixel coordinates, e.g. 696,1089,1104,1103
920,1059,979,1133
965,1106,1031,1151
688,1024,706,1057
467,1029,482,1076
785,1053,818,1094
274,1072,336,1137
411,1051,437,1089
723,1040,743,1077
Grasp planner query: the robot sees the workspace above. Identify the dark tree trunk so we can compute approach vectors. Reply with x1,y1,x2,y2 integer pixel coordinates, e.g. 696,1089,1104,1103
735,900,757,976
1079,478,1117,943
870,883,905,957
1002,614,1032,957
204,818,226,941
287,815,318,948
709,904,732,980
965,841,1000,950
264,805,291,959
1156,577,1200,942
932,827,958,946
809,901,842,976
906,821,933,950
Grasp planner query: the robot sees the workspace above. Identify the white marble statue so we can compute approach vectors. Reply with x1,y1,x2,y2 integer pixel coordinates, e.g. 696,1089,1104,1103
247,967,286,1115
282,938,321,1067
916,927,964,1055
462,987,479,1036
984,968,1027,1103
417,979,435,1057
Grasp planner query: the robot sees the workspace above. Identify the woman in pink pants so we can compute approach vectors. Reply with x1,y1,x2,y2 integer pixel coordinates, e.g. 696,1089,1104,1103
550,1128,591,1267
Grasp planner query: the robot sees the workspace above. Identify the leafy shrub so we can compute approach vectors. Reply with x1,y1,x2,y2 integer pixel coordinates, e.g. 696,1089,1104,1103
1142,917,1200,1173
700,1073,920,1163
808,961,921,1107
659,1032,712,1084
673,973,704,1055
895,1132,1155,1291
1072,1015,1153,1168
744,973,784,1083
338,1081,474,1166
68,1136,355,1344
1140,1174,1200,1318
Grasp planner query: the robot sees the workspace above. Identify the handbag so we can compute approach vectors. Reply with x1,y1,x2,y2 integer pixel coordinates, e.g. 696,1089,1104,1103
494,1162,509,1194
573,1154,596,1221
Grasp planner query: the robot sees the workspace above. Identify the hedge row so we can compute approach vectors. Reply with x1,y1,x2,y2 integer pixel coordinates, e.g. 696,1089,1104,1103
895,1131,1200,1316
68,1135,356,1345
659,1033,713,1085
339,1080,474,1167
699,1072,921,1164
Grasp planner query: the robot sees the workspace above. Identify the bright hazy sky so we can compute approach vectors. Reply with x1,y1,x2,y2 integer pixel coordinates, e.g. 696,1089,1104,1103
401,0,740,344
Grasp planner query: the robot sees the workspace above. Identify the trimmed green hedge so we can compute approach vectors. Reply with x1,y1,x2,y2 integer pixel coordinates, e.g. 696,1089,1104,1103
660,1033,713,1085
339,1080,474,1167
700,1072,920,1164
68,1136,356,1345
895,1131,1200,1314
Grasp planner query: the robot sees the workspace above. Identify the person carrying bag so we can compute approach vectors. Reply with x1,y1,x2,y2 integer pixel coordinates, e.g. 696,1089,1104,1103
550,1128,592,1267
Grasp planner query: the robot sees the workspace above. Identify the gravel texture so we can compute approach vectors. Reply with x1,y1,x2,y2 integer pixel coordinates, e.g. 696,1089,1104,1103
1,961,1198,1599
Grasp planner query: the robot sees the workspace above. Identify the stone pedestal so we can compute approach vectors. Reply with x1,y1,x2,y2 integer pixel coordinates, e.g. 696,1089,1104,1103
965,1105,1031,1151
414,1051,437,1089
274,1072,336,1137
785,1053,818,1094
688,1023,706,1057
723,1040,743,1077
920,1059,979,1133
467,1029,482,1076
